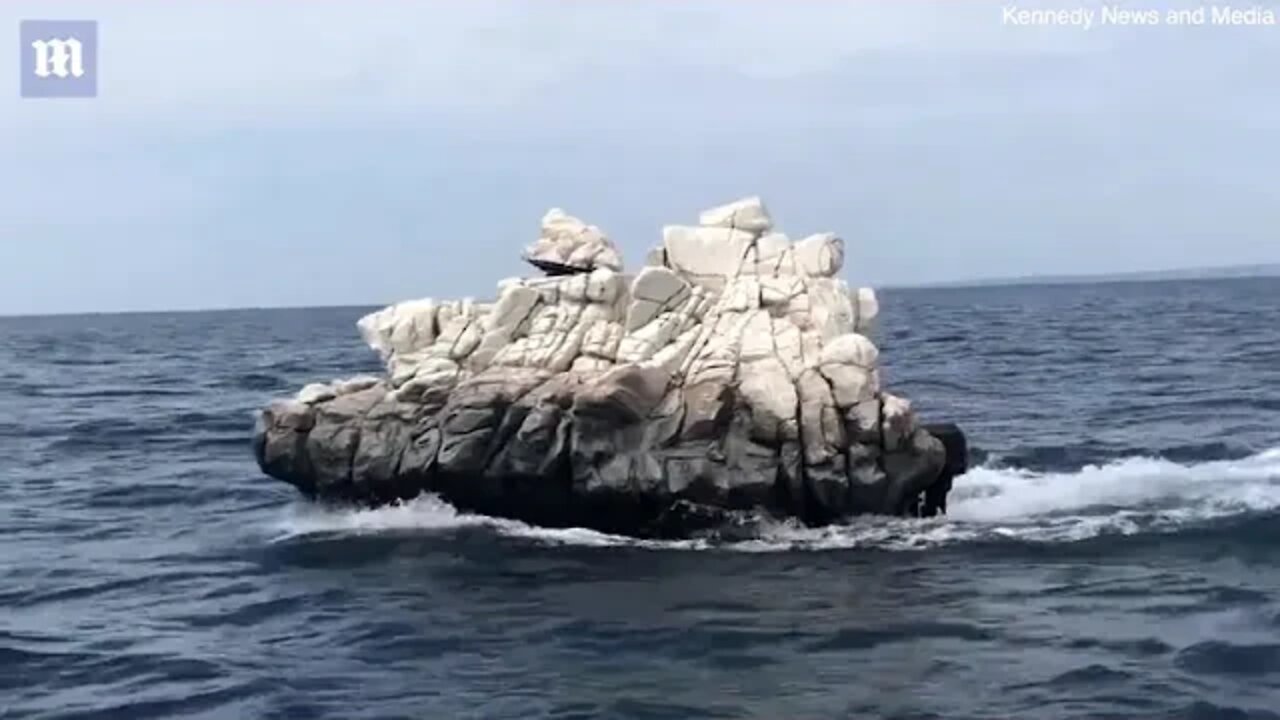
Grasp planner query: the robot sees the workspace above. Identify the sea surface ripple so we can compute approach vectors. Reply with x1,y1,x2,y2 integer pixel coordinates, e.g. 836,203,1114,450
2,277,1278,719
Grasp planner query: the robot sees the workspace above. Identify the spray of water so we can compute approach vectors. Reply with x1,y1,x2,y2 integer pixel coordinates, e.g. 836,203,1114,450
271,447,1280,551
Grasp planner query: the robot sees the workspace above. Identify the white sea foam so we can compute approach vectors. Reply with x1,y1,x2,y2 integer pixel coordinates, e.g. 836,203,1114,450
270,447,1280,551
272,493,706,549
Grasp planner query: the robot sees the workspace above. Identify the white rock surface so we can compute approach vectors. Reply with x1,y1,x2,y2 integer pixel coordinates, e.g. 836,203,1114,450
662,226,756,278
354,197,891,446
740,357,798,444
738,311,775,363
334,375,381,396
796,369,839,465
819,363,878,408
794,233,844,278
357,298,437,359
627,266,691,331
297,382,337,405
753,232,792,276
881,393,917,452
523,208,623,272
485,286,540,334
853,287,879,335
697,196,773,233
819,333,879,369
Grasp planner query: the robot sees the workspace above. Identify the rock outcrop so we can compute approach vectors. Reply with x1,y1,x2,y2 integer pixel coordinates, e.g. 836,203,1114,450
522,208,623,275
253,197,965,537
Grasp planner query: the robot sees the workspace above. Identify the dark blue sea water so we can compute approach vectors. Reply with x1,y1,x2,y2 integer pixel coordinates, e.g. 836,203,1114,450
3,277,1279,720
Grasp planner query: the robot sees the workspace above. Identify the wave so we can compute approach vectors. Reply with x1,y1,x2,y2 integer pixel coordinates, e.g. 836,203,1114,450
950,447,1280,523
271,494,702,550
270,446,1280,552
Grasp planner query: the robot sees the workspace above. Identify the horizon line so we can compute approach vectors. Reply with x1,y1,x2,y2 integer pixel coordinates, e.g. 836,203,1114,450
2,261,1276,320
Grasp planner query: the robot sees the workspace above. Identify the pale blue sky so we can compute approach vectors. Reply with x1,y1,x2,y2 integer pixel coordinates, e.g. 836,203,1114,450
2,0,1278,315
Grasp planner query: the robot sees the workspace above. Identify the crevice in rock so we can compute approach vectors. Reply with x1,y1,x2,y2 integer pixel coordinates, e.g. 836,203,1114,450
791,380,817,525
340,421,363,502
479,379,547,473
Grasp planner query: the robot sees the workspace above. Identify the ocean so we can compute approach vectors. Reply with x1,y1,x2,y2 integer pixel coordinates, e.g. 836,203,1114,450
2,277,1278,719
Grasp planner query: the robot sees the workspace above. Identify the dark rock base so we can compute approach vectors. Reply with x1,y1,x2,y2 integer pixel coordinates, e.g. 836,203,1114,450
254,375,967,539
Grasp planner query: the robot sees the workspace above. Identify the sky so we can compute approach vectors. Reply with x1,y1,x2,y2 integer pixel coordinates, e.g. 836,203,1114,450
1,0,1278,315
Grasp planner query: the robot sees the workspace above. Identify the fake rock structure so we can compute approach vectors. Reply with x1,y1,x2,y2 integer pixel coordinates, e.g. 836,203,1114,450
254,197,966,537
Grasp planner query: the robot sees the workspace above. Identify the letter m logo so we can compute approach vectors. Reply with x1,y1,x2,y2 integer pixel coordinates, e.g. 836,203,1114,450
20,20,97,98
31,37,85,78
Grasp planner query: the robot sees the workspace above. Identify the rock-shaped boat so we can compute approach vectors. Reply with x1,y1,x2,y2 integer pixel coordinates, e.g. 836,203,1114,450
253,197,967,537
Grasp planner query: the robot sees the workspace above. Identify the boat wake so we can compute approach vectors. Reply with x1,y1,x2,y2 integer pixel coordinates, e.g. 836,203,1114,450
271,446,1280,551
